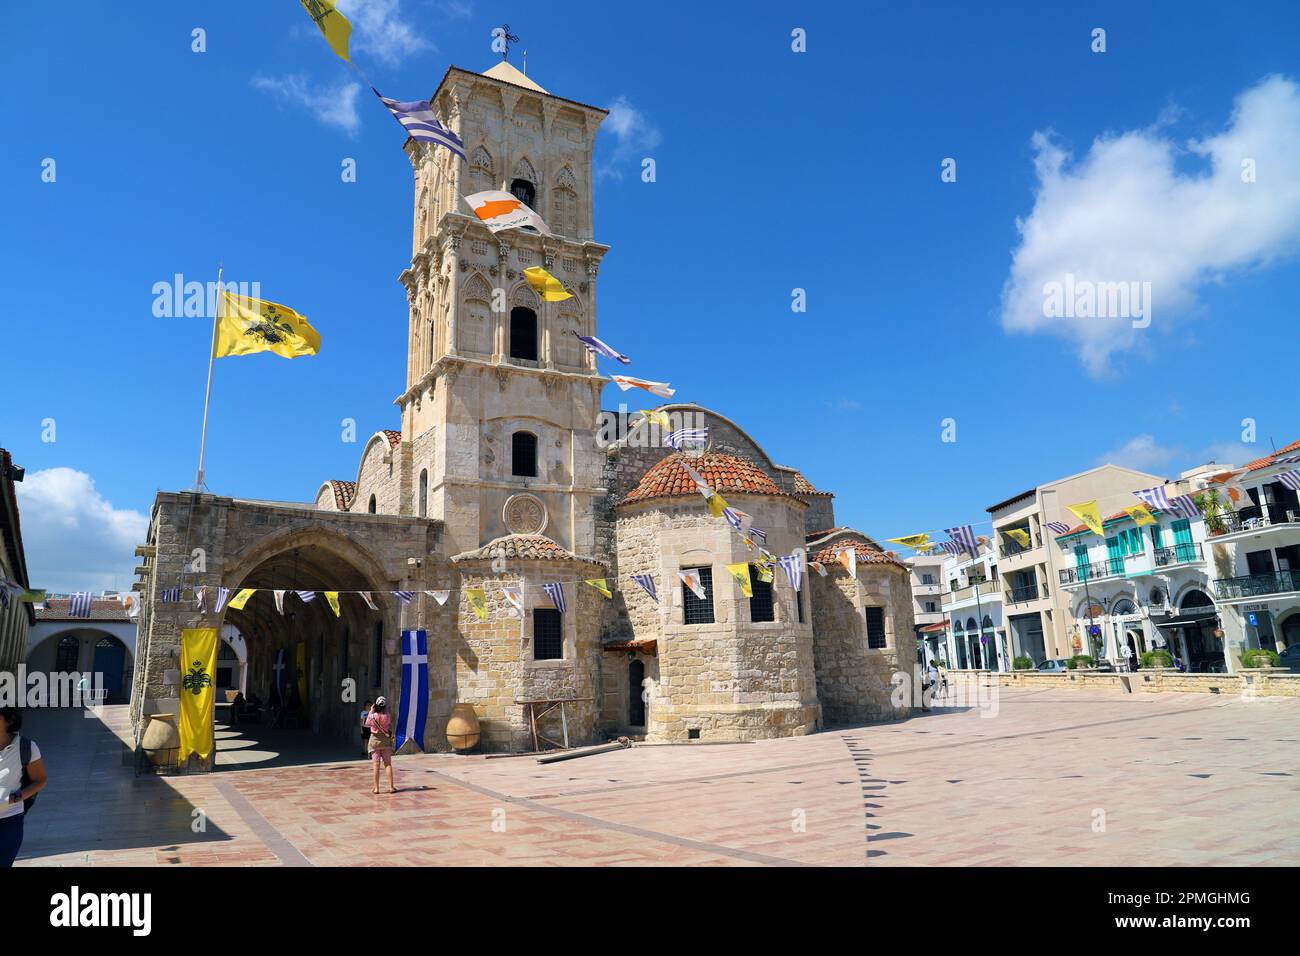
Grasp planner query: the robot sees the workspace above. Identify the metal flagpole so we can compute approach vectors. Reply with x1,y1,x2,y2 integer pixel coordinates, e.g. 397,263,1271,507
194,262,223,490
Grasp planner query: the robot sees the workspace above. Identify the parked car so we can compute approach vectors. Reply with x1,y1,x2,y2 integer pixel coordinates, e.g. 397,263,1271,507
1277,644,1300,673
1095,659,1116,673
1037,659,1072,674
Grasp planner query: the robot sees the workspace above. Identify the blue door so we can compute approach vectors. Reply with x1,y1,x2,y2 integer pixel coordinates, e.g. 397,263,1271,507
92,638,125,703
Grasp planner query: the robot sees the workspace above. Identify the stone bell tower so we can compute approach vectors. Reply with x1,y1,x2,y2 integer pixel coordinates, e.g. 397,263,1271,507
395,61,611,557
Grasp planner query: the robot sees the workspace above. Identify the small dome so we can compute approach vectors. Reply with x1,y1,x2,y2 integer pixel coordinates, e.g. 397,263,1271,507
619,453,786,507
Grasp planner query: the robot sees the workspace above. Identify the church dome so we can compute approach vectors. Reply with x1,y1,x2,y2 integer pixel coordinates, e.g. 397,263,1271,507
618,453,789,507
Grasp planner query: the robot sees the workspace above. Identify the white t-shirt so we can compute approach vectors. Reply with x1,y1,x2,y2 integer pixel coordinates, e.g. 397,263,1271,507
0,735,40,820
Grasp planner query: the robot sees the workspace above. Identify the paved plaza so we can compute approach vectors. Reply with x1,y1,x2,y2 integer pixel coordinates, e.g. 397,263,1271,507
15,686,1300,867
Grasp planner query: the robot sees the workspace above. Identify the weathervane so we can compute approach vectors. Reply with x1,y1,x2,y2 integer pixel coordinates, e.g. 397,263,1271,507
498,23,519,62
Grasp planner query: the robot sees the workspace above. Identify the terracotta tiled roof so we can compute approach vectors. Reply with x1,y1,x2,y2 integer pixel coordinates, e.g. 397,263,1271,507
810,537,906,569
36,598,132,622
618,453,790,507
451,534,606,566
791,471,832,497
382,429,402,448
325,480,356,511
1243,438,1300,472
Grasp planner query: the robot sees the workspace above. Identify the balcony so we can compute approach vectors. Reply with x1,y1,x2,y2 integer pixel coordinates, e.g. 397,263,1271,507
998,534,1041,559
1005,583,1041,604
1154,543,1203,567
1213,570,1300,600
1058,560,1123,586
942,580,1001,608
1214,508,1300,537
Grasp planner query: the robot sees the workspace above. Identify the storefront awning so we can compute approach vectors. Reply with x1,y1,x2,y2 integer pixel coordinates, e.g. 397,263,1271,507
919,622,948,634
603,638,657,656
1153,607,1219,629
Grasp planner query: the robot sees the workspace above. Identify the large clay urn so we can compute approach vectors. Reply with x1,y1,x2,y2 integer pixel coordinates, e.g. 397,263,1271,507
446,703,481,751
140,713,181,766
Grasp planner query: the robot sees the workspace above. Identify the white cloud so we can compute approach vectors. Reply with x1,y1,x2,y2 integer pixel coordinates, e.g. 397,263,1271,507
1000,75,1300,376
1096,435,1181,473
15,469,148,594
252,74,362,135
336,0,433,66
598,96,662,181
1097,435,1263,475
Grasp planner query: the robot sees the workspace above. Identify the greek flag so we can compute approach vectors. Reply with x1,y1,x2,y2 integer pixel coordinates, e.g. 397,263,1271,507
666,427,707,449
396,629,430,752
392,590,413,605
296,590,316,603
373,89,465,159
944,525,979,558
1044,521,1072,535
574,333,630,364
161,588,182,603
722,506,751,535
1277,469,1300,491
213,587,231,613
543,582,567,614
631,573,658,603
68,591,93,618
750,526,767,545
779,553,803,592
1134,486,1200,518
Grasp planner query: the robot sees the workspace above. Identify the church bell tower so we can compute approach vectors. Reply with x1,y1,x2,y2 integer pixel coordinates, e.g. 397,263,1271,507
395,59,611,557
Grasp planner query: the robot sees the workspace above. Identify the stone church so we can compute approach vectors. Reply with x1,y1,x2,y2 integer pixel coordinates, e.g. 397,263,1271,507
129,61,914,758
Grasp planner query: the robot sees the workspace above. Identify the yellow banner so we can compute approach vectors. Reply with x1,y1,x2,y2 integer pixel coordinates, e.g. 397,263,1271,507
299,0,351,62
324,591,341,617
585,579,613,599
887,533,931,551
726,562,752,597
466,587,488,620
523,266,573,301
1067,500,1105,536
228,588,256,610
1002,528,1030,548
178,627,219,764
1125,504,1157,527
215,290,321,359
706,493,728,518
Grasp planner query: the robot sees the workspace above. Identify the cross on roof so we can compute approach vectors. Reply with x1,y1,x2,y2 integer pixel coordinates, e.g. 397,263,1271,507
497,23,519,61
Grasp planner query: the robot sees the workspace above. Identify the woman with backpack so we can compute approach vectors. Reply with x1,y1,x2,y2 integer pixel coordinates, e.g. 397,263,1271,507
364,697,397,794
1,707,48,867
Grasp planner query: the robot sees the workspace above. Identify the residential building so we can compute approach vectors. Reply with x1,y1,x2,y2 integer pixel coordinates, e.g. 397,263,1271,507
937,543,1006,671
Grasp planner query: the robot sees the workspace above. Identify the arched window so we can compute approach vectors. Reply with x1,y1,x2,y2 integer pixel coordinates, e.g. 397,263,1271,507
509,177,536,209
509,307,538,361
418,469,428,517
55,635,80,672
512,431,538,478
368,494,377,514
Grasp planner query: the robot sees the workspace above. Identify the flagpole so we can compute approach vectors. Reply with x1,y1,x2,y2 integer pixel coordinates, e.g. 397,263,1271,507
194,262,223,491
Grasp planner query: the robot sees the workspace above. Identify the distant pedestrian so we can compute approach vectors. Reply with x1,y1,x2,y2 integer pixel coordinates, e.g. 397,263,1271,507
936,660,950,699
360,699,373,758
925,660,939,702
365,697,397,794
1,707,48,868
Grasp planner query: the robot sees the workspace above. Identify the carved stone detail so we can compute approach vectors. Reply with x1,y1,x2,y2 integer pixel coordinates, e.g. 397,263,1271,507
503,493,547,536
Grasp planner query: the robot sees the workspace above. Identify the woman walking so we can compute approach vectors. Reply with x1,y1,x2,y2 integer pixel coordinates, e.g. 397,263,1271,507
1,707,48,868
365,697,397,794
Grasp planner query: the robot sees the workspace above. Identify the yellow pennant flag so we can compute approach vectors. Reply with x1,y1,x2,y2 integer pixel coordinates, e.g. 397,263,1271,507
755,563,774,584
324,591,341,617
228,588,256,611
215,290,322,359
466,587,489,620
887,533,931,551
1002,528,1030,548
1125,504,1157,527
299,0,351,62
585,579,613,599
639,409,672,430
1067,500,1105,536
706,493,729,518
523,266,573,302
726,562,753,597
177,627,219,764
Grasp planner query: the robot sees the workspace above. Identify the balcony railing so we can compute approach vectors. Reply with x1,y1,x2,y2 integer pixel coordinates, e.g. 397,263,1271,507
1154,543,1202,567
1005,583,1041,604
1213,570,1300,600
1217,509,1300,535
1058,561,1122,585
997,533,1041,559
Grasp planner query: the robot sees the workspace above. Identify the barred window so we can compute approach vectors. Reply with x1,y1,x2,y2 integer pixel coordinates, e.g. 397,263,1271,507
865,607,888,649
511,431,537,477
682,566,714,624
533,608,563,660
749,564,774,622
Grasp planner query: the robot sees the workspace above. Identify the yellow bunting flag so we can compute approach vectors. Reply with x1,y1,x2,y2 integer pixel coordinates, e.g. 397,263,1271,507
706,493,729,518
585,579,613,599
755,563,774,584
177,627,219,764
466,587,489,620
726,562,753,597
523,266,573,302
298,0,352,62
227,588,256,611
324,591,341,617
639,409,672,430
215,290,322,359
1067,500,1105,536
1002,528,1030,548
1125,504,1157,527
887,533,931,551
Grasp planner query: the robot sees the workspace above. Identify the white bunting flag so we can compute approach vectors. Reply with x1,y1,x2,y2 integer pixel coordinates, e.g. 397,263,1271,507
425,589,450,606
463,189,551,234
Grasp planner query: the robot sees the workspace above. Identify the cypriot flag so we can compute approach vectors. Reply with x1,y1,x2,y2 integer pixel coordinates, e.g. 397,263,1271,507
611,375,675,399
679,569,707,600
463,190,550,234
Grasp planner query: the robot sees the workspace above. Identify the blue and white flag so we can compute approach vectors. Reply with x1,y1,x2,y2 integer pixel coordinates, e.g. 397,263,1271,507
68,591,93,618
373,89,465,159
295,590,316,603
944,524,979,558
1277,469,1300,492
749,526,768,546
938,540,963,556
161,588,182,603
722,506,752,535
1134,486,1200,518
574,333,631,364
665,427,708,450
392,590,413,605
631,573,658,603
270,647,289,707
543,581,567,614
1044,521,1072,536
779,553,804,592
396,629,430,753
213,587,231,614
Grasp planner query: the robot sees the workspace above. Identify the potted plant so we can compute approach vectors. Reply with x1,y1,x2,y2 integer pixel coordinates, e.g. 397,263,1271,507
1140,649,1174,669
1013,655,1033,670
1067,654,1095,670
1194,488,1228,536
1240,648,1279,669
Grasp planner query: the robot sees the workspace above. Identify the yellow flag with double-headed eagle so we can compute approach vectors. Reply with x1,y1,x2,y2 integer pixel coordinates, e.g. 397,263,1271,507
177,627,218,764
215,290,321,359
299,0,351,62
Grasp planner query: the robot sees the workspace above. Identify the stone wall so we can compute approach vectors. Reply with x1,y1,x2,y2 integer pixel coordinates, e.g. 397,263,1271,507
986,667,1300,697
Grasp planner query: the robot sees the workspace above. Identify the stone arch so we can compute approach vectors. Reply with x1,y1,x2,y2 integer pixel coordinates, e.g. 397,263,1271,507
1176,585,1214,611
459,272,493,355
223,524,394,599
509,157,539,210
551,165,579,236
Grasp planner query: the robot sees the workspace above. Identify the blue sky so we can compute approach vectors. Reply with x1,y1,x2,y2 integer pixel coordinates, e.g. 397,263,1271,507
2,1,1299,590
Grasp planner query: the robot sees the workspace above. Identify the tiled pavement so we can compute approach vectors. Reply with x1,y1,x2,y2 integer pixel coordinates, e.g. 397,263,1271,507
15,687,1300,866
